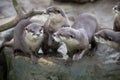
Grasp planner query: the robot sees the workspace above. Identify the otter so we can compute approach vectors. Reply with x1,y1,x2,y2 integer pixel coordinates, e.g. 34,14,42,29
53,13,99,60
113,2,120,31
41,6,71,55
94,28,120,51
1,19,44,63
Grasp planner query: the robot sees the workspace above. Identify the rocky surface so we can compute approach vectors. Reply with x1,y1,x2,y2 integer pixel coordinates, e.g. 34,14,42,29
3,43,120,80
0,0,120,80
54,0,98,3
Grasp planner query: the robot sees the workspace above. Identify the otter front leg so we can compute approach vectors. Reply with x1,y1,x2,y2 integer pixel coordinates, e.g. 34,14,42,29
30,53,38,64
57,42,69,60
73,48,89,61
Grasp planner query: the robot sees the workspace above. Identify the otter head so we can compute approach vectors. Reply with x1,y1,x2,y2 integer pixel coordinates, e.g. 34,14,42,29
53,27,75,41
95,29,115,42
46,6,69,31
46,6,64,15
52,27,80,47
25,23,44,41
113,2,120,15
94,29,120,50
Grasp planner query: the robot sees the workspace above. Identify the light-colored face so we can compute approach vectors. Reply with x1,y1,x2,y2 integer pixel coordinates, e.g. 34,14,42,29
48,13,66,31
52,27,74,42
113,3,120,15
94,29,120,51
94,35,120,50
25,23,44,42
52,27,80,48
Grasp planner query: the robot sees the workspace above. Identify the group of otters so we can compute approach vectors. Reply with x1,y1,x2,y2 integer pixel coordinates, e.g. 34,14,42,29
1,2,120,64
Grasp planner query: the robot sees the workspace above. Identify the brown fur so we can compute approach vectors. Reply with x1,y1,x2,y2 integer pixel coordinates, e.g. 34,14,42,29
113,2,120,31
1,19,44,63
94,29,120,63
42,6,70,55
95,28,120,45
14,19,44,63
53,13,99,60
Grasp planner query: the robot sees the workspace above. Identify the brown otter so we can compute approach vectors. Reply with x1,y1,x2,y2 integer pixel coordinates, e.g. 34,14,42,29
1,19,44,63
42,6,71,55
53,13,99,60
94,28,120,51
113,2,120,31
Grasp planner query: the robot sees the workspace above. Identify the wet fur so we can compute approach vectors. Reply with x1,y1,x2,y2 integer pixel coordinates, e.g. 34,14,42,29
14,19,44,63
1,19,44,63
95,29,120,49
42,6,70,55
53,13,99,60
113,2,120,31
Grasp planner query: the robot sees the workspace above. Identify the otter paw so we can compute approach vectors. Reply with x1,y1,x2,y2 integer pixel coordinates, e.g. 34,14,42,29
73,54,83,61
31,55,38,64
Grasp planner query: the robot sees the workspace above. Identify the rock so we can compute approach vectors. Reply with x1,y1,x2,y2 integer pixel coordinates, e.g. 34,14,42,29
53,0,97,3
95,43,120,76
2,42,119,80
0,0,16,18
0,35,7,80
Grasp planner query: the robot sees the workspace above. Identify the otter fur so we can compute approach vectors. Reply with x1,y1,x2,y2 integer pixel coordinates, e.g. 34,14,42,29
53,13,99,60
1,19,44,63
94,28,120,51
42,6,71,55
113,2,120,31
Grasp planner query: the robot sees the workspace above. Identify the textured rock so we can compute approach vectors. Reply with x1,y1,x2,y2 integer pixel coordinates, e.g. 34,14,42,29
54,0,97,3
4,43,120,80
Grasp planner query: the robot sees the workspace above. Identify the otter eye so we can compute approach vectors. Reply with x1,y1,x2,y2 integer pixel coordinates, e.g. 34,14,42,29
70,35,74,38
107,36,112,41
25,28,28,30
114,7,117,10
25,28,31,33
59,33,62,36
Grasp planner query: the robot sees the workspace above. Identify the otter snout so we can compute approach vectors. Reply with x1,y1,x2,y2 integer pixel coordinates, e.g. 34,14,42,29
35,32,40,36
35,30,43,37
52,33,61,42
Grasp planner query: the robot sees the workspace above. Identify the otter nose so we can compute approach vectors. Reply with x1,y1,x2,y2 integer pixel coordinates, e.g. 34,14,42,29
36,34,40,36
53,33,57,37
36,32,40,36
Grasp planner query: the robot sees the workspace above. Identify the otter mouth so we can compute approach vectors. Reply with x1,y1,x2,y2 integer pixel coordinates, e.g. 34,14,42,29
94,36,107,44
52,33,66,42
33,34,43,40
25,31,43,41
52,34,60,42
